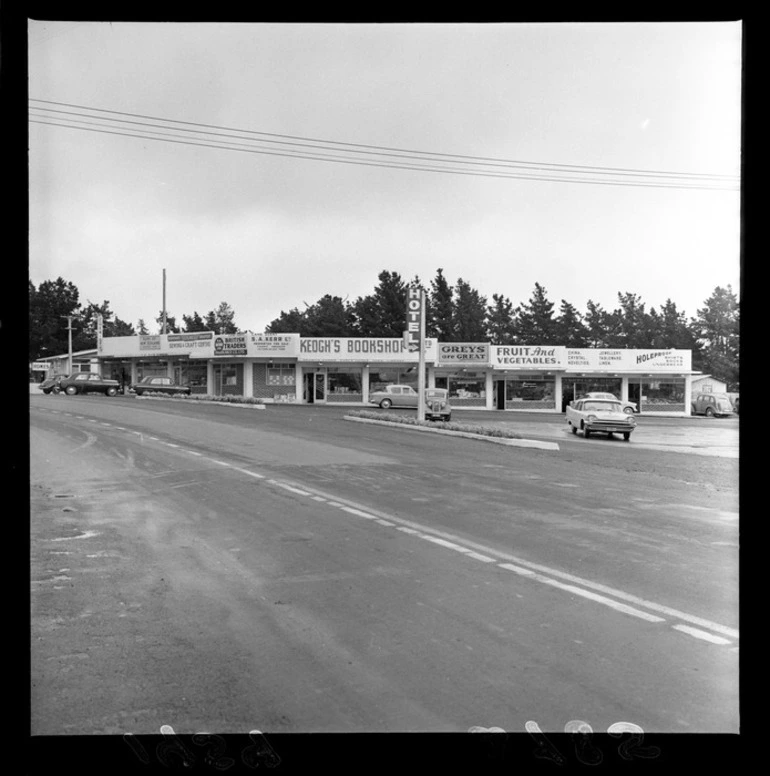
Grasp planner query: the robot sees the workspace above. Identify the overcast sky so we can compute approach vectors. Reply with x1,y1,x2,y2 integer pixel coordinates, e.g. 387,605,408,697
28,21,742,335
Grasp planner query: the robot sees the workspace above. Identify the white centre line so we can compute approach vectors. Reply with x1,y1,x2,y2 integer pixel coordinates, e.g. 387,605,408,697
672,624,732,645
129,446,736,646
233,467,264,478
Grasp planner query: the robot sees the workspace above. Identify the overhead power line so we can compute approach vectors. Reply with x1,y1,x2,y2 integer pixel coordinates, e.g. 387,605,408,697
28,99,740,191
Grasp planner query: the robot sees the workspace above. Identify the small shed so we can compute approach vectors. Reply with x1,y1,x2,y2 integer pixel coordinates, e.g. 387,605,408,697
691,374,728,394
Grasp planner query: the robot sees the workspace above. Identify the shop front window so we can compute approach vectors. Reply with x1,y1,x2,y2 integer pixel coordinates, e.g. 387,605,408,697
178,362,208,389
214,363,241,395
448,376,486,406
267,364,296,386
327,368,363,402
640,379,685,412
505,377,556,408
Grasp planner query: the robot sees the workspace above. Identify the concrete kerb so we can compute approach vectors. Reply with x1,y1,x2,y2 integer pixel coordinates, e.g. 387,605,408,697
135,395,266,410
344,414,560,450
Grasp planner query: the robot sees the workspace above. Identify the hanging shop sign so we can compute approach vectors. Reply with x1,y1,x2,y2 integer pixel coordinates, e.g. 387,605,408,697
437,343,490,365
566,349,692,372
491,346,567,368
299,337,437,362
249,333,300,357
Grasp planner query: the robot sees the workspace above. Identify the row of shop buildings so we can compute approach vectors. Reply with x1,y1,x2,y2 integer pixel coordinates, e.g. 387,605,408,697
32,332,697,415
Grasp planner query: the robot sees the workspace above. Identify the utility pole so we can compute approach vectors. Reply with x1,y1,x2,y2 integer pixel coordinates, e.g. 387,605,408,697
62,315,76,374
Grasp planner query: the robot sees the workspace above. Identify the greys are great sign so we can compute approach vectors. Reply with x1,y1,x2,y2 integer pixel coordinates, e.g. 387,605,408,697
437,343,490,365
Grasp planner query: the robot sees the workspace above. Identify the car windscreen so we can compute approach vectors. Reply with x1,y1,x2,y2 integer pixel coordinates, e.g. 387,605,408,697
583,401,621,412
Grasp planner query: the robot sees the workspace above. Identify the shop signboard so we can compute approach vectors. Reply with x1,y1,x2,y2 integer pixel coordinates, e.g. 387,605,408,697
299,337,437,362
249,333,300,357
566,349,691,372
167,332,215,353
100,333,215,357
491,345,567,369
213,334,248,357
140,335,162,352
437,343,490,365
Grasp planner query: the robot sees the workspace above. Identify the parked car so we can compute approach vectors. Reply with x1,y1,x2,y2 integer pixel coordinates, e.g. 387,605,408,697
579,392,637,415
369,384,451,421
59,373,121,396
132,376,192,396
566,398,637,441
424,388,452,422
691,393,734,417
369,384,421,409
38,374,67,394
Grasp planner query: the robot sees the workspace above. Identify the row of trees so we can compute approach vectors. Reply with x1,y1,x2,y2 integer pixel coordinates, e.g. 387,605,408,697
265,270,740,389
28,278,239,362
29,270,740,389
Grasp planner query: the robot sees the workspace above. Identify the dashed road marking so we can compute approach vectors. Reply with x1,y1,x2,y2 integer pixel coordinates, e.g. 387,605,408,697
46,418,736,648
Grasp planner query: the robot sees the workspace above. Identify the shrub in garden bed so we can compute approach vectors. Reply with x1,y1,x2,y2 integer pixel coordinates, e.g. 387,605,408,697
345,409,523,439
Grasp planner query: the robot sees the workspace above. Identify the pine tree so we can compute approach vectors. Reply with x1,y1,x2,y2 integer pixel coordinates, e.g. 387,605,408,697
303,295,356,337
182,311,208,332
691,285,740,388
352,270,408,337
427,268,455,341
265,308,307,334
584,300,609,348
515,283,557,344
29,277,81,360
485,293,517,344
454,278,487,341
554,300,589,347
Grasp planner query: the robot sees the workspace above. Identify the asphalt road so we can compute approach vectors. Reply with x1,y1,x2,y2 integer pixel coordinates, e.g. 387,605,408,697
30,394,739,736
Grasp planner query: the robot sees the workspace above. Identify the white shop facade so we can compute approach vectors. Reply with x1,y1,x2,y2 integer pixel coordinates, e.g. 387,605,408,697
96,334,694,416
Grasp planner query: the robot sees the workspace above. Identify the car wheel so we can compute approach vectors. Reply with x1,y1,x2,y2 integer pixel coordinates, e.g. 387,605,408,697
705,407,714,417
105,386,117,397
42,388,51,394
65,385,78,396
583,427,590,438
571,423,577,435
445,415,451,423
623,432,631,441
380,398,393,409
52,386,61,395
623,406,634,415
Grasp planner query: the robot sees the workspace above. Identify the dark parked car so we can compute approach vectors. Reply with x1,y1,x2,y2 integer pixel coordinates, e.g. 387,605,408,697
132,376,192,396
38,374,67,394
59,373,121,396
691,392,734,417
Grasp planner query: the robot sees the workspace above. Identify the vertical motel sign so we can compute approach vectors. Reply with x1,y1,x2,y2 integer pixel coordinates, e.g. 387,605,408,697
404,285,426,420
405,285,422,352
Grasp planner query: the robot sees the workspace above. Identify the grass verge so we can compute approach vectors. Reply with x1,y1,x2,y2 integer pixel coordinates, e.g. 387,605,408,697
345,409,523,439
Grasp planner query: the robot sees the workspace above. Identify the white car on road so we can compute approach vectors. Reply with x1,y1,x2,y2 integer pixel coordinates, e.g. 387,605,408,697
567,398,637,441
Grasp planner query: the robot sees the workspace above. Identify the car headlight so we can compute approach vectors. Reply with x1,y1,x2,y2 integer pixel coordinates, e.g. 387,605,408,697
586,415,597,422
